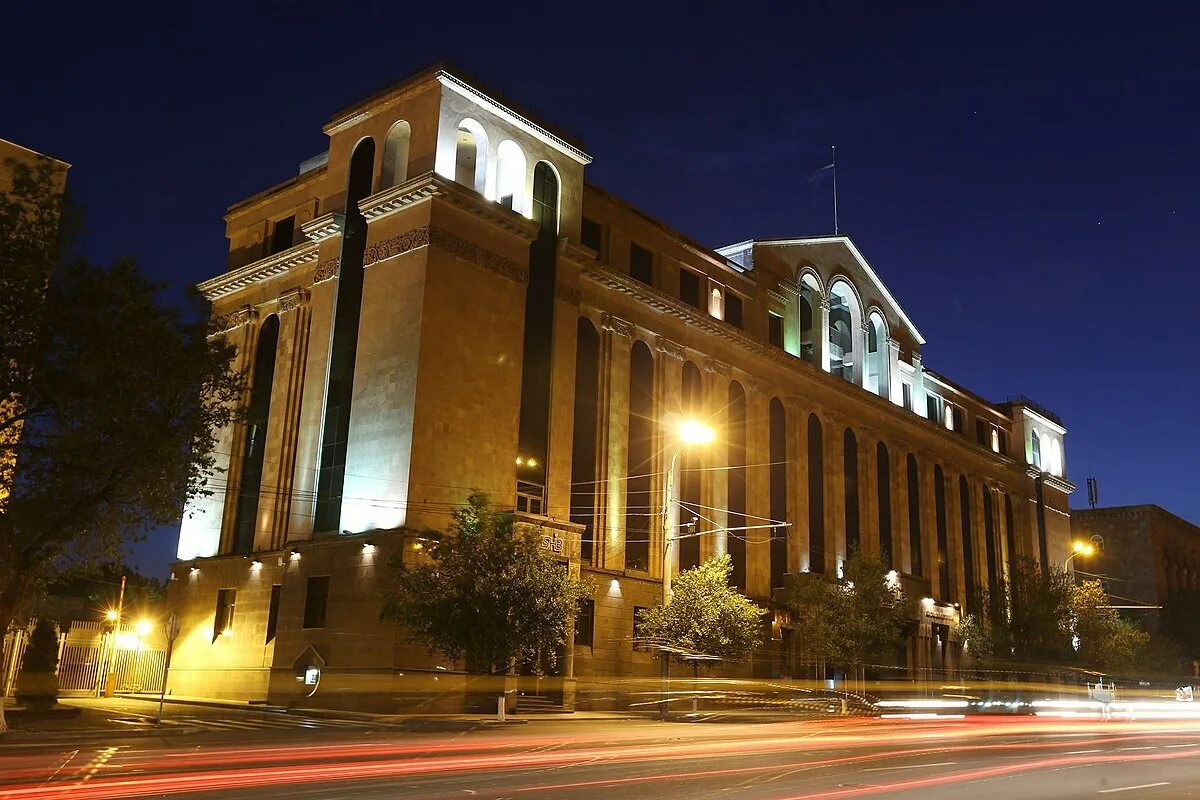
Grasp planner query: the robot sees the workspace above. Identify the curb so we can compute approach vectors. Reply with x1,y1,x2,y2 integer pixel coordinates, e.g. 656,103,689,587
115,694,289,714
0,725,205,745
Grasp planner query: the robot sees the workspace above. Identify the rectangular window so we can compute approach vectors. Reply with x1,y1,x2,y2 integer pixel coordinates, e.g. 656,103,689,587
630,243,653,285
303,576,330,629
997,430,1008,455
768,311,785,349
725,293,744,329
213,589,236,641
679,269,701,308
268,216,295,255
633,606,649,651
902,383,913,411
926,393,943,423
265,584,282,644
581,217,602,253
575,599,595,649
951,406,964,433
976,419,989,446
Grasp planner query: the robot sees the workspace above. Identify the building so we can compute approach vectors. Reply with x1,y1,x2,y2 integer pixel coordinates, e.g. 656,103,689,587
166,65,1075,709
1071,505,1200,629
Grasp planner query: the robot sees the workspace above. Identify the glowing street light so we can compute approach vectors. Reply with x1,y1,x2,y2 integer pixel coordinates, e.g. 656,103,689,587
1064,540,1097,571
677,419,716,446
135,619,153,637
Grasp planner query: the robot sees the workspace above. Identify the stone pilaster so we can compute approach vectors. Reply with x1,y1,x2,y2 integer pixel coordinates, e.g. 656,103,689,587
216,307,259,555
265,289,311,551
744,383,772,600
596,314,633,571
700,359,730,562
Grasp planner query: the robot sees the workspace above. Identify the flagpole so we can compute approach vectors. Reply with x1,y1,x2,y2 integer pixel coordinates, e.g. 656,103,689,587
831,145,838,235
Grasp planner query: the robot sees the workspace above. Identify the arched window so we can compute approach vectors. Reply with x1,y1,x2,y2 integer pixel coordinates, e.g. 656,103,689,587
454,119,487,193
570,318,600,563
381,120,411,188
808,414,825,573
315,137,374,534
983,487,998,599
1048,438,1063,477
866,312,889,398
727,381,747,590
531,161,559,233
1030,429,1042,469
843,428,859,555
770,398,787,589
232,315,280,554
907,454,923,576
678,362,704,570
495,140,527,213
1004,493,1016,571
877,442,892,568
959,476,976,613
625,340,654,571
934,465,950,599
827,281,861,382
799,278,818,363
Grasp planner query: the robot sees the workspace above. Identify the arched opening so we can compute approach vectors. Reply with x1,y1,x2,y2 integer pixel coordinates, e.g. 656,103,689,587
934,465,949,599
843,428,859,555
866,311,889,398
907,454,923,577
232,315,280,554
454,119,487,193
315,137,374,533
959,476,976,614
532,161,560,233
625,340,655,571
808,414,825,573
381,120,411,188
1030,429,1042,469
798,273,820,363
877,442,892,568
1004,493,1016,573
727,381,747,590
770,398,787,590
495,140,527,213
570,318,600,563
983,487,999,622
678,362,704,570
1048,438,1063,477
828,280,862,383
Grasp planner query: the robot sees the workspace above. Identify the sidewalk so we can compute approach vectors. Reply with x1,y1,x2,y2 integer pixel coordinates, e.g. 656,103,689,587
1,698,203,743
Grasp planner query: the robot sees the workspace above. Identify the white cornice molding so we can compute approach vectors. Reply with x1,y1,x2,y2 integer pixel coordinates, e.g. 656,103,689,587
197,242,319,301
359,178,442,222
437,73,592,165
302,213,344,243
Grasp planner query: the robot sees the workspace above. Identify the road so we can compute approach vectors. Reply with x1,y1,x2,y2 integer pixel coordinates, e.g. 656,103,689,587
3,700,1200,799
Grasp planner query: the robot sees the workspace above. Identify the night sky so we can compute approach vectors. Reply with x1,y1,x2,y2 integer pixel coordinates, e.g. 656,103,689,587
7,2,1198,576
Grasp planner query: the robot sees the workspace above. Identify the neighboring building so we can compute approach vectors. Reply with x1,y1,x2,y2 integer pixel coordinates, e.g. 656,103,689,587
1071,505,1200,629
166,65,1075,709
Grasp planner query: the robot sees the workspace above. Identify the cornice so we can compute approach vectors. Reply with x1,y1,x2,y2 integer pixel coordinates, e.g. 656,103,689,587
302,213,344,243
197,242,319,301
358,178,441,222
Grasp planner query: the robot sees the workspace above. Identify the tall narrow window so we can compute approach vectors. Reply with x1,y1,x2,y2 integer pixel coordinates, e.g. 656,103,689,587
265,584,282,644
381,120,411,188
1035,476,1048,569
1031,430,1042,469
314,138,374,533
727,381,747,590
934,465,950,599
907,454,923,576
630,243,653,285
303,575,330,629
843,428,859,555
570,319,600,563
454,121,486,192
531,161,559,233
678,362,704,570
808,414,825,573
959,476,976,613
680,270,701,308
799,284,816,362
768,312,785,349
581,217,602,253
269,216,294,255
495,140,526,212
866,313,889,397
625,341,654,571
213,589,236,641
769,398,787,590
575,599,595,649
1004,493,1016,572
877,442,892,569
983,487,999,621
725,294,744,329
232,315,279,553
828,283,858,382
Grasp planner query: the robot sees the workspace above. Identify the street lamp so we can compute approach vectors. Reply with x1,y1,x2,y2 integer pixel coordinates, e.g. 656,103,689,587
659,418,716,720
1064,540,1095,571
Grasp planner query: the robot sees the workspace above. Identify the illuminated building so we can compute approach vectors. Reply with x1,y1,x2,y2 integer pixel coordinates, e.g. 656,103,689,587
166,65,1074,708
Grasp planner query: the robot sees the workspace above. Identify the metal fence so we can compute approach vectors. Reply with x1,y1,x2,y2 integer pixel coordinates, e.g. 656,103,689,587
2,619,166,698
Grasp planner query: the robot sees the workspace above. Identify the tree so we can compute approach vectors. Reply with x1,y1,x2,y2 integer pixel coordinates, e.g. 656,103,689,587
785,551,907,680
0,158,241,732
963,556,1075,665
380,491,591,676
1071,580,1149,673
14,619,60,709
636,554,765,671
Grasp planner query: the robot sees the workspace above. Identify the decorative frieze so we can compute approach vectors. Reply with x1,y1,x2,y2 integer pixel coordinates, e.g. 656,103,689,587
312,259,340,284
745,377,772,396
600,313,634,339
362,227,430,267
555,283,582,306
276,287,308,313
207,306,257,337
703,358,732,377
654,335,685,362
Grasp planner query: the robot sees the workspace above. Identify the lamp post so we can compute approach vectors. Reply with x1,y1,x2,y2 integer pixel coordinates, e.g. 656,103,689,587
659,418,715,720
1063,539,1097,573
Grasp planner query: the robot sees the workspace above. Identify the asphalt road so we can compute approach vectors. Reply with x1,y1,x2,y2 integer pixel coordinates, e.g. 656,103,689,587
3,704,1200,799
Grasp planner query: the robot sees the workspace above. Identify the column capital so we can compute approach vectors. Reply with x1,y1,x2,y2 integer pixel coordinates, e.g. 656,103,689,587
276,287,309,314
654,335,685,362
600,313,634,339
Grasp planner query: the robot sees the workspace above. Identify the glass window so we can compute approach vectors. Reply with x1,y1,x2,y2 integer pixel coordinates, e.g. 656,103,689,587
303,576,330,629
902,383,912,411
265,584,281,644
725,293,743,329
679,270,701,308
768,312,785,349
1031,430,1042,469
575,599,595,649
630,243,653,285
213,589,236,641
581,217,602,253
907,454,922,576
268,216,294,255
531,162,559,232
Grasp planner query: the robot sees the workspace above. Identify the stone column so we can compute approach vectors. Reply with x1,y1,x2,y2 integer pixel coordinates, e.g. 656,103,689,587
887,339,903,406
825,412,846,575
215,306,259,555
817,298,831,373
700,359,731,561
596,314,633,571
784,397,808,574
856,320,870,389
265,288,311,551
745,379,772,600
653,336,685,579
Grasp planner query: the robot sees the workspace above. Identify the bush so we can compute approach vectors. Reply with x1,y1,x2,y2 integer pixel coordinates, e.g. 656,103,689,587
15,619,60,709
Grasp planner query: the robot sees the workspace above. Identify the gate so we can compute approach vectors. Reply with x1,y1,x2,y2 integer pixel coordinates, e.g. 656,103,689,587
2,619,167,698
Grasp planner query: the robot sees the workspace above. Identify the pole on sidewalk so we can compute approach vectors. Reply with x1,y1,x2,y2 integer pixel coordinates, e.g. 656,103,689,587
156,613,180,727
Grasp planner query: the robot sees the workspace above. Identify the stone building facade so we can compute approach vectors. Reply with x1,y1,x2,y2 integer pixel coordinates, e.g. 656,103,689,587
166,65,1075,708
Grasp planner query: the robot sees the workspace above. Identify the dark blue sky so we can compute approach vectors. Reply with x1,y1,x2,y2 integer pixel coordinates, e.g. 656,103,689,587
7,2,1198,576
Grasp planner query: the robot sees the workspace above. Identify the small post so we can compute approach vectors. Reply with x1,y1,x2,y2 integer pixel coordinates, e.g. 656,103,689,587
497,694,506,722
156,613,180,727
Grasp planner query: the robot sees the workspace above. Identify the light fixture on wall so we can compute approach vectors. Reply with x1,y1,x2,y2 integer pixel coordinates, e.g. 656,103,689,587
288,548,301,560
362,542,376,554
